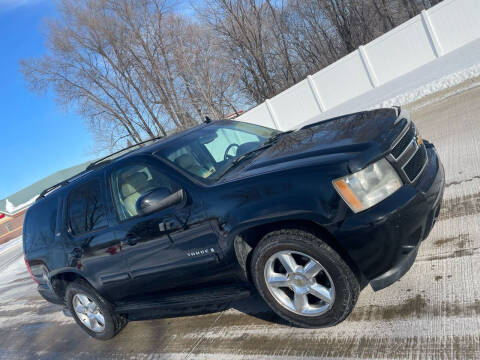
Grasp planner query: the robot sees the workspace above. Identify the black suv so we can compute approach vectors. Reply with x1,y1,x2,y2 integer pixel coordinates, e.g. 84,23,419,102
23,108,444,339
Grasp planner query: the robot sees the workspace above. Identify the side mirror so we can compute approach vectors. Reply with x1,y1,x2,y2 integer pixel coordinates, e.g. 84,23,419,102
136,188,187,216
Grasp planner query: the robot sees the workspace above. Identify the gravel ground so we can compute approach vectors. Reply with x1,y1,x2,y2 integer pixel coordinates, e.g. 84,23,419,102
1,84,480,360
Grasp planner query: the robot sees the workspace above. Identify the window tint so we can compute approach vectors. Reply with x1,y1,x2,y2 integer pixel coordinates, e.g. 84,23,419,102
23,196,58,252
111,163,175,221
67,180,108,235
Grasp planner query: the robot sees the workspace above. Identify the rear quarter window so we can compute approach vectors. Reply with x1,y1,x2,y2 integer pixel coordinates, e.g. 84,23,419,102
23,196,58,253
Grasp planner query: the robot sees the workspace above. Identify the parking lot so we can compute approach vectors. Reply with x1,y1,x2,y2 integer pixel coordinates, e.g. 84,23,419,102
1,83,480,359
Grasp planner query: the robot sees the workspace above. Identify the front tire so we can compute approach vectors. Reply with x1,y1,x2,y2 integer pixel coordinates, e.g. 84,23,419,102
250,229,359,328
65,281,127,340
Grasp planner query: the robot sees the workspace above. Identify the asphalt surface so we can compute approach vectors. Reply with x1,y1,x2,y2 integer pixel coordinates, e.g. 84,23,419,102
1,83,480,359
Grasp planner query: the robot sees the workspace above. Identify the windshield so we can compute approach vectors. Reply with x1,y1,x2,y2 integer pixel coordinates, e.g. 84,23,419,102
157,121,280,180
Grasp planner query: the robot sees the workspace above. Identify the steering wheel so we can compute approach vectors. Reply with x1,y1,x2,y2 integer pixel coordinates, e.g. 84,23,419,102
224,143,240,161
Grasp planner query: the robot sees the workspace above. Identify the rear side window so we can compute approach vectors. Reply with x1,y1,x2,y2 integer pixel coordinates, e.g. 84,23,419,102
23,196,58,253
67,180,108,235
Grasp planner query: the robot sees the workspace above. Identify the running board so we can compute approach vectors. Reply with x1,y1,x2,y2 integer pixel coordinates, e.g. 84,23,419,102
115,285,252,314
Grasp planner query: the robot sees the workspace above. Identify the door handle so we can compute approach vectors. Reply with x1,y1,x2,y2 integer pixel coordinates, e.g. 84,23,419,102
159,219,178,232
159,221,167,232
71,248,83,258
122,234,139,246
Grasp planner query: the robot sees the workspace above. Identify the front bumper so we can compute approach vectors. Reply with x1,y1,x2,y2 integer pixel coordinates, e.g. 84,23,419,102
334,142,445,291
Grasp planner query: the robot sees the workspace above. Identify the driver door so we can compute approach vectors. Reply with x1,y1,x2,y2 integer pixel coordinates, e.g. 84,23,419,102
108,156,232,299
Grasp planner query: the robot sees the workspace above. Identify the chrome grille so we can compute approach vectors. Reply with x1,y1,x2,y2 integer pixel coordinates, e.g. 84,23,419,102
388,120,428,184
403,145,427,182
391,123,415,159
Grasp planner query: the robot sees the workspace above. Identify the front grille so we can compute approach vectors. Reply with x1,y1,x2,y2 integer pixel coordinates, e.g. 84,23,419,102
404,145,427,182
391,123,415,158
388,120,428,184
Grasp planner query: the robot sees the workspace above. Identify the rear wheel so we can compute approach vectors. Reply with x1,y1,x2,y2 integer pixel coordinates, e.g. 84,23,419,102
65,281,127,340
250,229,359,327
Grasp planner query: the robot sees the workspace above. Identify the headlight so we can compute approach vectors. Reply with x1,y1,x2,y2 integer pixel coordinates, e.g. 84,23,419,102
332,158,402,213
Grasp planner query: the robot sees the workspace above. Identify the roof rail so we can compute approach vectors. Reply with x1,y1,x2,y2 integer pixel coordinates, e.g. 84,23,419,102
86,136,163,171
36,183,63,201
36,172,89,202
36,136,163,202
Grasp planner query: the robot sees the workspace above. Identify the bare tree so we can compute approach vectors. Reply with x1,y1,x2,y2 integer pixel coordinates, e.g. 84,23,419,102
167,15,248,120
21,0,245,151
198,0,436,104
21,0,439,151
200,0,282,103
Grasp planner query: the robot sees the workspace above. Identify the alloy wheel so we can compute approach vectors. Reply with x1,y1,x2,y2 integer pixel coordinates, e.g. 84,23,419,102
264,250,335,316
72,293,105,333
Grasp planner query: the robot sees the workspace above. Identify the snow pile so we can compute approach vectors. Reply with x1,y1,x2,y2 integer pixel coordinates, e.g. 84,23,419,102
0,236,22,254
374,63,480,109
4,196,38,215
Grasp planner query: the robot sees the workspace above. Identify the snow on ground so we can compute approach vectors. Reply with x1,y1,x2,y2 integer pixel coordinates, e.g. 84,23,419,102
0,236,32,303
0,235,70,331
299,38,480,128
0,237,24,290
374,62,480,109
0,236,22,255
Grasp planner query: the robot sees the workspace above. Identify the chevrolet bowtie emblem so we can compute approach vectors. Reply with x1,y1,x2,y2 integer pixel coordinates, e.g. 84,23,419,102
416,134,423,146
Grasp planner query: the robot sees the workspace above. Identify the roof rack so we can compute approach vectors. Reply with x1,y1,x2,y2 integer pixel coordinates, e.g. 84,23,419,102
36,171,90,202
36,182,67,200
36,136,163,202
86,136,163,170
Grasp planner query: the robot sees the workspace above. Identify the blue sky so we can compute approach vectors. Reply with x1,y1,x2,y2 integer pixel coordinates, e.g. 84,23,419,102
0,0,94,200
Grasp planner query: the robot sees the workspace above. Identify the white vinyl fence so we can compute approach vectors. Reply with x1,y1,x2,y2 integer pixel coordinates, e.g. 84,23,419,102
236,0,480,130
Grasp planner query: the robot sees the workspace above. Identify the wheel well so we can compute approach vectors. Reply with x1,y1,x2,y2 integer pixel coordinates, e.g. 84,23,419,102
50,272,91,299
236,219,366,287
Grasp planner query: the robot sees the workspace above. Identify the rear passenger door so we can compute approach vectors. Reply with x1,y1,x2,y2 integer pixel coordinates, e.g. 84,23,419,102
62,174,130,302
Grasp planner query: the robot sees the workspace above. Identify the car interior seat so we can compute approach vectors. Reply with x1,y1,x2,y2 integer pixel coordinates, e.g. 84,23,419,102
120,171,149,217
174,153,209,178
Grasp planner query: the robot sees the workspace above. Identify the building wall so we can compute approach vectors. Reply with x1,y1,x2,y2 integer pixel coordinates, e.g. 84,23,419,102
0,209,26,245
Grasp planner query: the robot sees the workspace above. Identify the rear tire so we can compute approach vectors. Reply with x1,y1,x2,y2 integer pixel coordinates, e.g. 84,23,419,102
250,229,359,328
65,281,127,340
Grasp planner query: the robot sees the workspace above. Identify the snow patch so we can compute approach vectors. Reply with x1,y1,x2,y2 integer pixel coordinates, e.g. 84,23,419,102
0,236,22,255
4,196,37,215
373,63,480,109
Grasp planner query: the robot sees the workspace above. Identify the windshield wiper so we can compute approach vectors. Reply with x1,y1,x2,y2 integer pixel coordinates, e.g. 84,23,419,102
215,143,271,180
216,131,293,181
215,131,294,180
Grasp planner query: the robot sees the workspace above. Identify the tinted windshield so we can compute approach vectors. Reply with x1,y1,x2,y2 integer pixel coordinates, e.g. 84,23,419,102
158,121,280,180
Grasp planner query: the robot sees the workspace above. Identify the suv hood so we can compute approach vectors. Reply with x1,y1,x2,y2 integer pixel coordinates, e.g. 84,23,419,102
232,108,406,179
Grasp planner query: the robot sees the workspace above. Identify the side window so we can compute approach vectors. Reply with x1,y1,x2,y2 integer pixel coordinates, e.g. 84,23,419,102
67,180,108,235
111,163,175,221
24,196,58,252
204,128,260,162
